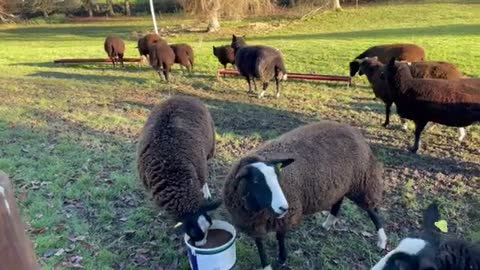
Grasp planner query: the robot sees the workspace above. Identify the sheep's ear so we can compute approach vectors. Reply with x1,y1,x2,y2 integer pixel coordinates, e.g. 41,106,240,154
232,34,237,40
201,199,222,212
235,165,251,180
423,203,441,233
270,158,295,169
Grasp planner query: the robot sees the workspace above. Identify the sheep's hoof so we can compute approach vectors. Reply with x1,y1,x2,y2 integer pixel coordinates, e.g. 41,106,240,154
278,256,287,266
409,146,419,154
381,122,389,128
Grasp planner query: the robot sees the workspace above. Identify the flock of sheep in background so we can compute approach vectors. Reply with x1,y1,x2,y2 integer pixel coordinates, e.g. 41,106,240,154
102,33,480,270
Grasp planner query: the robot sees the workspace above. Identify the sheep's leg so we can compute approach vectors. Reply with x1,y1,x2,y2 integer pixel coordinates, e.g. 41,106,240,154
382,102,392,127
246,77,253,93
366,208,387,250
322,197,343,230
254,237,271,270
119,54,124,68
276,231,287,265
410,121,427,153
458,127,466,142
252,78,258,92
163,63,169,82
223,64,227,78
258,82,269,99
275,78,281,98
401,118,408,131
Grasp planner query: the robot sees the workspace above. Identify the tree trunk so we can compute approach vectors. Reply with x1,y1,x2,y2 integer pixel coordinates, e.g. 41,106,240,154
106,0,115,16
124,0,131,16
88,7,93,17
332,0,342,10
207,0,220,32
42,10,48,18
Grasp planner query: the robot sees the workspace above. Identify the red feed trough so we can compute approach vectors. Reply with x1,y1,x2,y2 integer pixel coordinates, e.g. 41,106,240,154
216,69,352,86
53,58,143,64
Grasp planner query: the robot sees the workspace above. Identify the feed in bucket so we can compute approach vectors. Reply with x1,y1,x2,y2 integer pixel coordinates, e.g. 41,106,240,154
184,220,236,270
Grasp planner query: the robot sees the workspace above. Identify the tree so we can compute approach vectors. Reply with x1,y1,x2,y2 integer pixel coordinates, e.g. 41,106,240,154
332,0,341,10
106,0,114,16
124,0,130,16
24,0,57,18
81,0,95,17
178,0,273,32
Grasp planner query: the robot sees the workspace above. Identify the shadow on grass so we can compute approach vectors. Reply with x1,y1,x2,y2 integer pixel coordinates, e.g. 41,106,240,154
27,71,148,84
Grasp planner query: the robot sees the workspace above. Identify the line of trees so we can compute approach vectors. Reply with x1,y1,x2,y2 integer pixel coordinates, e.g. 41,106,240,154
0,0,349,26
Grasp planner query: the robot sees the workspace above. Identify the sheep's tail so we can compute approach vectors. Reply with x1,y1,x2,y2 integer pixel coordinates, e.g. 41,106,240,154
275,57,288,81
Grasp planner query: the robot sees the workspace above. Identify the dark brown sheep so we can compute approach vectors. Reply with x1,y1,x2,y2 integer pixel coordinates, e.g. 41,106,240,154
170,43,194,72
358,57,466,131
137,96,220,246
149,42,175,82
224,121,386,269
104,35,125,67
350,43,425,77
231,35,288,99
372,203,480,270
383,58,480,153
137,33,167,58
213,45,236,69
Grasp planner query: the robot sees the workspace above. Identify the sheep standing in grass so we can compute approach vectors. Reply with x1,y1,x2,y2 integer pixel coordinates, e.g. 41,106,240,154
231,35,287,98
137,33,167,60
349,43,425,77
372,203,480,270
383,58,480,153
224,121,387,270
213,45,236,69
137,96,220,246
104,35,125,67
170,43,194,73
357,57,468,141
149,41,175,82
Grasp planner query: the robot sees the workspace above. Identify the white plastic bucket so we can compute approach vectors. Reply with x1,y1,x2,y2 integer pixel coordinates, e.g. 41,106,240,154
184,220,237,270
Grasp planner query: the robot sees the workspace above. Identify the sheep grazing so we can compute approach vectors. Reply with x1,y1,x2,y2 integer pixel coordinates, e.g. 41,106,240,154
383,58,480,153
169,43,194,73
231,35,288,99
223,121,387,270
137,33,167,59
104,35,125,67
149,41,175,82
137,96,220,246
357,57,468,141
350,43,425,77
371,203,480,270
213,45,236,69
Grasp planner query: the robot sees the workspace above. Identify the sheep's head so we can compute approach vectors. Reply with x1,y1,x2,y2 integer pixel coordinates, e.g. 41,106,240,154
235,158,294,219
356,57,381,76
371,203,444,270
175,200,222,247
381,57,412,81
231,34,247,51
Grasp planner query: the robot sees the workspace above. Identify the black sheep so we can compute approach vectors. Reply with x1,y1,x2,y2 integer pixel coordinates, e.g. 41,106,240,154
350,43,425,77
170,43,194,73
137,33,167,59
149,41,175,82
213,45,236,69
231,35,287,99
372,203,480,270
383,58,480,153
104,35,125,67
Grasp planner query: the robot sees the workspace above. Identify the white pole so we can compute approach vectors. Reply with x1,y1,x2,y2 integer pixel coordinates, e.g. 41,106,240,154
149,0,158,34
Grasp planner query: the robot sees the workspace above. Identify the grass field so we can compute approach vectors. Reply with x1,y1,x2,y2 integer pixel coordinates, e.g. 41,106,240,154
1,3,479,269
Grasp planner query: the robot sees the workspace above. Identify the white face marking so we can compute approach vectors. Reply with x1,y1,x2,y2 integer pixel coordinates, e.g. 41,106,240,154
195,214,210,246
0,186,11,215
251,162,289,218
371,238,427,270
322,214,338,230
377,228,387,249
458,127,466,141
202,183,212,199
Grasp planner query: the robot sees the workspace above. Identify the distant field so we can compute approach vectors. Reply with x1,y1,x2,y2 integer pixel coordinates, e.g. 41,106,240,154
0,3,479,269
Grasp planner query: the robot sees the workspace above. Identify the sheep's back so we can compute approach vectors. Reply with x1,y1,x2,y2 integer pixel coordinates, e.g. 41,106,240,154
365,44,425,63
215,46,236,64
410,61,463,80
235,46,283,81
137,96,215,217
253,121,383,214
138,34,166,56
104,36,125,55
149,43,175,69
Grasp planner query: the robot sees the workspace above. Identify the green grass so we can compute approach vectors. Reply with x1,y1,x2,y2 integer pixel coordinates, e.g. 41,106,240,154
1,3,479,269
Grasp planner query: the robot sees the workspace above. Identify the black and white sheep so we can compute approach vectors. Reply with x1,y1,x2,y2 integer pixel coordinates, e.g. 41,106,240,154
357,57,468,141
213,45,236,69
149,41,176,82
231,35,288,98
223,121,387,270
137,96,220,246
383,58,480,153
371,203,480,270
350,43,425,77
137,33,167,59
169,43,194,73
104,35,125,67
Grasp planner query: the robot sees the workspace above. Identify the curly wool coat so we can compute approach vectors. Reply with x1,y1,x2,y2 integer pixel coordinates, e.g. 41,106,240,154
223,121,383,237
137,96,216,219
213,45,236,68
137,33,167,57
